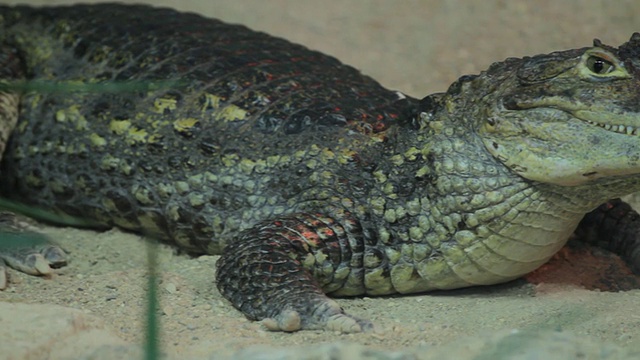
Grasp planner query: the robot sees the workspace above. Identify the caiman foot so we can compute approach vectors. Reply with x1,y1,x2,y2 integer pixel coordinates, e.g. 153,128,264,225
0,212,67,289
216,212,372,332
259,298,373,333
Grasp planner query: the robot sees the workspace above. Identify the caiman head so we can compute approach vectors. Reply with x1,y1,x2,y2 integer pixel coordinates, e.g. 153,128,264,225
451,33,640,187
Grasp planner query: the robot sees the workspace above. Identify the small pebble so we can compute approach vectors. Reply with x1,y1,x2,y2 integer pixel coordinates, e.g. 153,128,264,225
164,282,177,294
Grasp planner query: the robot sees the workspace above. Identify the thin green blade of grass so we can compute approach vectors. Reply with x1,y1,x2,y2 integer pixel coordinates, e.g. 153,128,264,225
145,239,161,360
0,79,187,93
0,231,50,248
0,197,102,228
0,197,100,250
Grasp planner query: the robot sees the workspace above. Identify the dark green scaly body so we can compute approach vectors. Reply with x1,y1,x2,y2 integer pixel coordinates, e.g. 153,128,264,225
0,4,416,257
1,4,640,332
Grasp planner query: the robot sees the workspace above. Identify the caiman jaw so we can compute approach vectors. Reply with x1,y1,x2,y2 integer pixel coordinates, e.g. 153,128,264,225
584,119,640,136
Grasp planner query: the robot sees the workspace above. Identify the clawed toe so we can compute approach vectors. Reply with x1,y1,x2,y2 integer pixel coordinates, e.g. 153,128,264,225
0,225,68,288
0,261,7,290
259,299,374,333
261,309,302,332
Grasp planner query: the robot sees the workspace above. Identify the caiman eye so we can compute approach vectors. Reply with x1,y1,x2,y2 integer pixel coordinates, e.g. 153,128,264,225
586,56,615,74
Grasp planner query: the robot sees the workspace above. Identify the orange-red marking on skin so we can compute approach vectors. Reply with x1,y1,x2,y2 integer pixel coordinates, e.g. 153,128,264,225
374,122,387,132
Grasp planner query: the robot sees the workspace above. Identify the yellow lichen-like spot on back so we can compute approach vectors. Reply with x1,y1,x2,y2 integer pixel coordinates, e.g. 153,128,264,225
89,45,114,64
55,110,67,122
390,154,404,166
175,181,190,194
28,94,41,110
100,154,120,170
214,104,248,122
222,153,240,167
148,133,164,144
305,159,318,169
153,98,177,113
126,126,148,144
373,170,387,183
16,34,53,75
109,119,132,135
90,133,107,147
55,105,88,131
319,148,336,161
109,118,147,144
415,166,430,178
239,158,257,174
25,173,43,187
336,149,356,165
201,93,222,112
173,118,199,132
404,147,421,161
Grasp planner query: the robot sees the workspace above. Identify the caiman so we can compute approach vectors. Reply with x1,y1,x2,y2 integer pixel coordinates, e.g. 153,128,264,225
0,3,639,332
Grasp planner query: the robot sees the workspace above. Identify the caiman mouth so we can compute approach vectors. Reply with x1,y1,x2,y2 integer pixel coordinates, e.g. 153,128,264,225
572,107,640,136
506,100,640,137
584,119,640,135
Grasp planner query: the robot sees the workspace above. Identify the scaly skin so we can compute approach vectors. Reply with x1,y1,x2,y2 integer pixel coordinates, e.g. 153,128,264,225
576,199,640,275
0,4,640,332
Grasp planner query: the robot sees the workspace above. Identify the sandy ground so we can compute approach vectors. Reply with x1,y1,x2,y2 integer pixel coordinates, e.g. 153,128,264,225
2,0,640,359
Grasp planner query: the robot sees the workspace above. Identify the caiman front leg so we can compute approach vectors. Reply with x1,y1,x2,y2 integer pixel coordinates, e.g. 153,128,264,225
215,210,373,333
0,45,68,289
575,198,640,274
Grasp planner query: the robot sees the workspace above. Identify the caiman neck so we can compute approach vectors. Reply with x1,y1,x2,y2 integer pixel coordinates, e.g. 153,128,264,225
383,117,635,291
433,126,587,248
